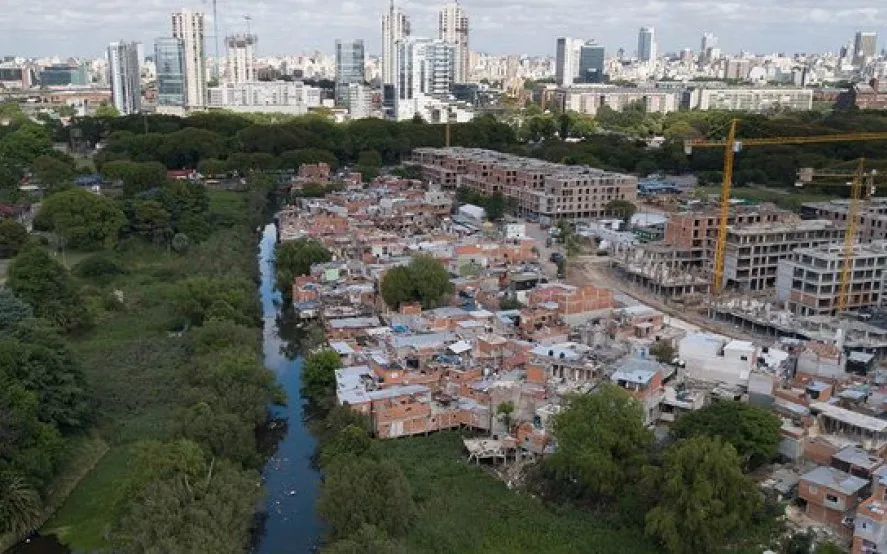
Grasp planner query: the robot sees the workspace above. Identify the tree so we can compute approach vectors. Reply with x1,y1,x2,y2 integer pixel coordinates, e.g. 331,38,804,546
496,401,515,432
606,199,637,224
318,424,376,468
171,277,258,327
6,246,90,331
499,297,523,310
0,218,28,258
274,239,332,294
102,160,167,197
671,402,781,471
171,232,190,254
94,103,120,118
549,384,653,500
324,524,406,554
0,472,42,536
645,436,761,554
197,158,228,177
648,340,674,363
130,199,172,247
379,256,453,310
36,188,125,250
30,155,75,192
0,288,32,332
318,457,416,539
302,349,342,402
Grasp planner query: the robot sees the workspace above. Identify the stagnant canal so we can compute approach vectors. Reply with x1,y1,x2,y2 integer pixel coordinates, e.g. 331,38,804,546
9,222,322,554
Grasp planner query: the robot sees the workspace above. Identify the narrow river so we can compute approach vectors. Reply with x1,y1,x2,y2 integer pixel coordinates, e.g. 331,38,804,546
253,222,323,553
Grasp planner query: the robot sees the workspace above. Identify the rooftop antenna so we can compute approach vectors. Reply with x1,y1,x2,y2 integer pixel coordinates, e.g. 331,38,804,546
244,14,252,35
201,0,221,80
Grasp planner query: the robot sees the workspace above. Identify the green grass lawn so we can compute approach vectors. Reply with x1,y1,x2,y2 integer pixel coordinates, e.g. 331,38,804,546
43,445,135,551
383,432,660,554
697,185,832,211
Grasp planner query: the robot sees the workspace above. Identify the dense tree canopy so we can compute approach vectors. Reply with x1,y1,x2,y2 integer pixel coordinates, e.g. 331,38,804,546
549,384,653,500
6,246,89,331
274,238,332,293
36,188,126,250
644,436,761,554
0,218,28,258
302,349,343,403
380,256,454,310
671,401,782,470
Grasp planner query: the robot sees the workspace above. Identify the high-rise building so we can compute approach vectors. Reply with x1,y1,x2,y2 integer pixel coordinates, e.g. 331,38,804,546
578,42,605,83
438,3,469,83
335,39,366,106
107,41,141,115
171,9,206,108
225,33,257,84
701,32,717,53
555,37,583,86
637,27,656,62
854,31,878,67
155,37,187,108
381,0,410,85
396,37,454,119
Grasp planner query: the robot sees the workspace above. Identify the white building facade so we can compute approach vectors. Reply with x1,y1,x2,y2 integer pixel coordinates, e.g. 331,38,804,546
107,41,141,115
171,9,206,108
438,3,469,83
381,0,410,85
207,81,322,114
225,34,256,84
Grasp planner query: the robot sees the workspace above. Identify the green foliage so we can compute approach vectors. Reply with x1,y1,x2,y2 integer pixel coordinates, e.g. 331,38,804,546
197,158,228,177
7,246,90,331
0,288,33,332
278,148,338,170
606,199,637,223
648,340,675,363
318,457,416,539
0,123,52,173
274,238,332,293
380,256,454,310
496,401,515,431
37,188,125,250
171,232,190,254
456,188,509,220
0,472,42,536
302,349,343,402
110,439,261,553
73,253,125,284
102,160,167,197
644,436,762,554
94,104,119,118
671,401,782,470
323,524,406,554
498,297,523,310
30,155,75,192
0,218,28,258
549,384,653,500
170,277,258,327
128,199,172,247
318,424,377,469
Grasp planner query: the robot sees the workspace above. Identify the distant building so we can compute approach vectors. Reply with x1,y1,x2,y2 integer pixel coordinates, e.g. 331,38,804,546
578,42,605,84
854,31,878,67
335,39,365,106
396,37,462,121
107,41,141,114
555,86,678,116
691,87,813,112
207,81,322,114
39,64,88,86
382,0,410,86
837,79,887,110
171,9,207,108
637,27,656,63
438,2,469,83
155,38,187,109
225,33,257,84
555,37,583,86
347,83,375,119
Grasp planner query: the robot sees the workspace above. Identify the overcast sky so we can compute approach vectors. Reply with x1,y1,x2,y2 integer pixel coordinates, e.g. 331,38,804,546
2,0,885,59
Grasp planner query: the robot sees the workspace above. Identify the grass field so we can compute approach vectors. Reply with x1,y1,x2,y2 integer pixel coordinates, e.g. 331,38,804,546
383,432,660,554
697,185,832,211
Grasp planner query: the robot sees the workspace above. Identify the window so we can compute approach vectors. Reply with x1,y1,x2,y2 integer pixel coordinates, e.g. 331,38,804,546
826,494,839,503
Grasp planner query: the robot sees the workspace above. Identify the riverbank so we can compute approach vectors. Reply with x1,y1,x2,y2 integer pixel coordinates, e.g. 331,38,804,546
35,187,282,551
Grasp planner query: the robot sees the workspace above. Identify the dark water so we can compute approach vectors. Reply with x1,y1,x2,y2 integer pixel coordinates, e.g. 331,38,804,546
253,223,323,553
5,536,69,554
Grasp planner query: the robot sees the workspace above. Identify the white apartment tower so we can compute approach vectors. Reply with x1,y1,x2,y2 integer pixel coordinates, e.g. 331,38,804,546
396,37,455,119
225,33,257,84
555,37,583,86
638,27,656,63
171,9,206,108
438,3,469,83
381,0,410,85
107,41,142,114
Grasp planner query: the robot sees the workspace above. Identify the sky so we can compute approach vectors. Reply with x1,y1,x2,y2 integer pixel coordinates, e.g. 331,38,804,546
2,0,885,59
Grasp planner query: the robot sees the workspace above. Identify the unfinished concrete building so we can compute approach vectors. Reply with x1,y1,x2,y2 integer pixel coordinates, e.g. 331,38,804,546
718,219,845,291
776,241,887,316
610,242,711,298
803,198,887,242
413,147,637,222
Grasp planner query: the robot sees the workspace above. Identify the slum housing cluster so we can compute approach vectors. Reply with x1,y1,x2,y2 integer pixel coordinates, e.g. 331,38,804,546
282,163,887,552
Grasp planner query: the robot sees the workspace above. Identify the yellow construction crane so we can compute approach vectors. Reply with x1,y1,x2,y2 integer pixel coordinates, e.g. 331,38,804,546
684,120,887,295
796,160,880,312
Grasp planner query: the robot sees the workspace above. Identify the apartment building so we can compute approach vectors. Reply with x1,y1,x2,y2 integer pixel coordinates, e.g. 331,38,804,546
413,147,637,222
718,219,844,291
854,467,887,554
692,88,814,112
800,465,869,539
802,199,887,242
554,86,679,116
776,241,887,316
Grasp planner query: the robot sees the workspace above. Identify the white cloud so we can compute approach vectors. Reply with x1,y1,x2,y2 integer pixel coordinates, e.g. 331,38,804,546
1,0,884,57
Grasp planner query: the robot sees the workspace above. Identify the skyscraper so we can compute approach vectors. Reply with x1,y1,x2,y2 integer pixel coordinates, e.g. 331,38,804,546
107,41,141,115
381,0,410,85
225,33,257,84
854,31,878,67
555,37,583,86
171,9,206,108
578,42,605,83
155,37,187,108
396,37,454,119
637,27,656,62
700,32,718,64
438,3,469,83
335,39,366,106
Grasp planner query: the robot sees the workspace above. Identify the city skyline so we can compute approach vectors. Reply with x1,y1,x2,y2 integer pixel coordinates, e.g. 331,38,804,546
3,0,886,58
